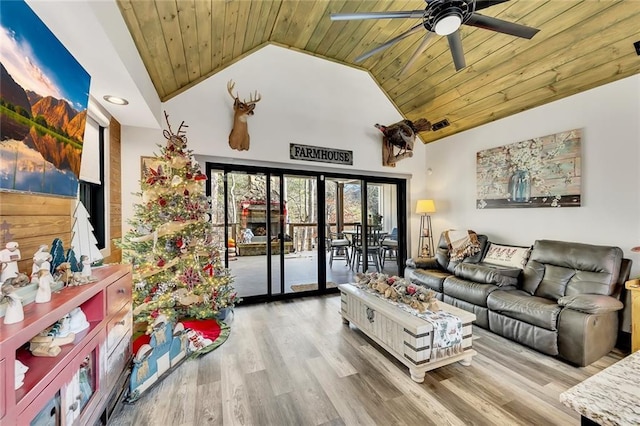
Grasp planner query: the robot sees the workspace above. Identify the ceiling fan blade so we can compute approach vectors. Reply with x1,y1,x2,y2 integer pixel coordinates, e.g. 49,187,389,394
447,31,466,71
355,23,424,63
465,13,540,39
330,10,424,21
399,32,435,77
474,0,511,11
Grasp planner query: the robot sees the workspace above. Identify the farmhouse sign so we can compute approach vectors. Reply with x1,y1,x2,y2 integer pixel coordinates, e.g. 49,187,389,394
289,143,353,165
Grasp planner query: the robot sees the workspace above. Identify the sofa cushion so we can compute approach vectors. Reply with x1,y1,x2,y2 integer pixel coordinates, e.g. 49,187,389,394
483,243,531,269
522,240,623,299
406,257,439,270
557,294,624,314
454,263,520,287
487,290,562,331
443,276,503,307
405,268,450,293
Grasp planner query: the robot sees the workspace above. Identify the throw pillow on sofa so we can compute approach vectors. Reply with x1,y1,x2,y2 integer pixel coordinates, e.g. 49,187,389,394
483,243,531,269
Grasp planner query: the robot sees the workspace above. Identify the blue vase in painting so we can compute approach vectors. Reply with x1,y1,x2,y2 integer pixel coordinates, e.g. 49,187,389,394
509,170,531,203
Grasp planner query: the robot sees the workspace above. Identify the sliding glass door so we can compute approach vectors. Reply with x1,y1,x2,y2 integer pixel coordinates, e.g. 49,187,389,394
283,174,319,294
206,163,406,304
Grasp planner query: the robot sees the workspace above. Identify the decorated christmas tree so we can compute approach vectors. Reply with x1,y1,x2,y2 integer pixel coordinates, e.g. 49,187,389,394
119,112,237,334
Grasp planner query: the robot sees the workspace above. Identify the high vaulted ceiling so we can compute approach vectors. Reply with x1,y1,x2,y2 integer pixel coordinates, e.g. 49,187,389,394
117,0,640,143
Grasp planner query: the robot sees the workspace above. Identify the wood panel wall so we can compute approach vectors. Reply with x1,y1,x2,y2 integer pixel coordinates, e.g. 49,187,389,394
104,117,122,264
0,117,123,274
0,192,74,275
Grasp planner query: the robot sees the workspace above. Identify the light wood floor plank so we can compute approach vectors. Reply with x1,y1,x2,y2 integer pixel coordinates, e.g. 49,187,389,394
307,356,377,425
194,381,222,426
221,353,254,426
110,294,624,425
283,357,342,425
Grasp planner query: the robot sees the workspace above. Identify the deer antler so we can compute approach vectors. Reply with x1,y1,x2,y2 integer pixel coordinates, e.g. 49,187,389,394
247,91,261,105
177,121,188,137
164,111,173,134
227,80,238,100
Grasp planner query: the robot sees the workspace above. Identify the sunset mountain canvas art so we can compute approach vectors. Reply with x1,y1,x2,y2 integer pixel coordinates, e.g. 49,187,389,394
0,0,91,197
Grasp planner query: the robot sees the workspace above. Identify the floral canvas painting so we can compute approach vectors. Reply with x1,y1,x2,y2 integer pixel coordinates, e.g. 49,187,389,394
0,0,91,197
476,129,582,209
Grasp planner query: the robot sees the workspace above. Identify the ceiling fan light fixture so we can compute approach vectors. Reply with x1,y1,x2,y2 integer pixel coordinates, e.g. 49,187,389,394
434,14,462,35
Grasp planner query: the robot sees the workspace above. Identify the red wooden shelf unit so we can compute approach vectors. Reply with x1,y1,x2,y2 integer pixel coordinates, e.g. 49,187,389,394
0,264,133,425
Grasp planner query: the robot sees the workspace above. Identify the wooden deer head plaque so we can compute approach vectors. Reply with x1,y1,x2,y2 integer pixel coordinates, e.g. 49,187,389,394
374,118,431,167
227,80,261,151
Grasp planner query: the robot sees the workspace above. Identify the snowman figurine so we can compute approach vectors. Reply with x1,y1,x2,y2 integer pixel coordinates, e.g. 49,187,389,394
80,255,92,277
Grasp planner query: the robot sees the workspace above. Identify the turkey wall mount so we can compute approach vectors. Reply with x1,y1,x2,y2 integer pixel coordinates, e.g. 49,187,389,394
375,118,434,167
331,0,540,76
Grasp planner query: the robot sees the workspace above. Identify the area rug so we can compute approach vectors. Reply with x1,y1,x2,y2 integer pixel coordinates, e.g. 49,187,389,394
290,282,338,292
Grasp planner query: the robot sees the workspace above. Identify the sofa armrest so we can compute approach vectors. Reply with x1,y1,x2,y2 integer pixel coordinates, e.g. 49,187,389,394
557,294,624,314
407,257,440,270
454,263,520,287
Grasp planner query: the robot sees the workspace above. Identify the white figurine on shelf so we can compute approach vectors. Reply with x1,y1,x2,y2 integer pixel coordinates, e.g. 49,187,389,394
35,264,53,303
80,255,92,277
31,246,50,284
15,360,28,390
2,281,24,324
0,242,21,283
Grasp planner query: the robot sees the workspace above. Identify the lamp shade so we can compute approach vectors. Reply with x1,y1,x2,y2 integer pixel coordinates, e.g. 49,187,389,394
416,199,436,214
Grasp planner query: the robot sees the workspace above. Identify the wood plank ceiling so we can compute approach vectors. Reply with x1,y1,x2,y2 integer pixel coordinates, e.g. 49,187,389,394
117,0,640,143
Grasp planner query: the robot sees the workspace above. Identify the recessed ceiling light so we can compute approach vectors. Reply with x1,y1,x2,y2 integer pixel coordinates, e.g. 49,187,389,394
103,95,129,105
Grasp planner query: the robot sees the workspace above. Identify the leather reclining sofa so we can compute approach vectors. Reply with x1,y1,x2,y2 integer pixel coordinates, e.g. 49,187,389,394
405,233,632,366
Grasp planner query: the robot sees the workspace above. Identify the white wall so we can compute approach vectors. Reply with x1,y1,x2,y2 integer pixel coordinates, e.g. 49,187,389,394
121,45,428,251
424,74,640,278
121,46,639,276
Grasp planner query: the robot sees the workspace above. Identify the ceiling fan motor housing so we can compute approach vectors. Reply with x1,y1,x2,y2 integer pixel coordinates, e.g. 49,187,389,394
423,0,476,34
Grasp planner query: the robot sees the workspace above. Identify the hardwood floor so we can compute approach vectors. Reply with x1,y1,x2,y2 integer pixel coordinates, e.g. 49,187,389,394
109,294,623,426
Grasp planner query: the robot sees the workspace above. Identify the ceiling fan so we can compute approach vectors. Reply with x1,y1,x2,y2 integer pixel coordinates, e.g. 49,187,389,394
330,0,539,75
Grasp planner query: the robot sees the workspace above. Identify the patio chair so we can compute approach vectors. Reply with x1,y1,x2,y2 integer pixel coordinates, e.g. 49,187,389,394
327,226,351,268
380,227,398,264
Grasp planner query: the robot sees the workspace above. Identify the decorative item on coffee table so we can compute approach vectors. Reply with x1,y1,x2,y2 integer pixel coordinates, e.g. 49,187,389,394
356,272,439,312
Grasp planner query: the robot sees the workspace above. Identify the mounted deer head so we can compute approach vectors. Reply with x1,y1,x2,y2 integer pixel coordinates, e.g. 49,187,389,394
227,80,261,151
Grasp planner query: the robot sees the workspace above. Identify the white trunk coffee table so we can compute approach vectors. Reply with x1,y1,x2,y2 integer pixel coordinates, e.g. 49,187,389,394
339,283,476,383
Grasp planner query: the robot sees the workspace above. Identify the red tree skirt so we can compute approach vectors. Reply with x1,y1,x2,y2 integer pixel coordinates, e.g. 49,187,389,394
133,318,222,355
